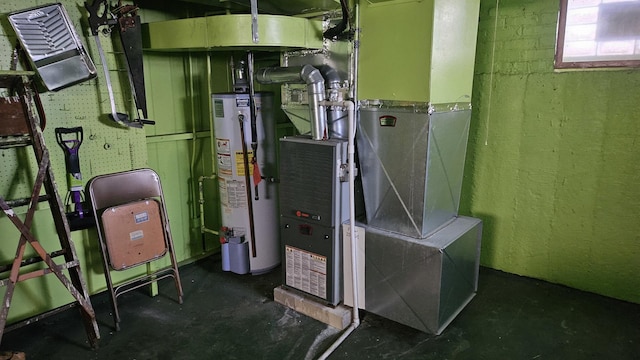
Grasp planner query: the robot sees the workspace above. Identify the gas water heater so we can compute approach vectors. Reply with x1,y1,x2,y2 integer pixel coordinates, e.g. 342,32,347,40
212,92,280,274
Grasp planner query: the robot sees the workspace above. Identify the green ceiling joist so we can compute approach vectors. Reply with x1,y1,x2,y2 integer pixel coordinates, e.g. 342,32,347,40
143,14,324,51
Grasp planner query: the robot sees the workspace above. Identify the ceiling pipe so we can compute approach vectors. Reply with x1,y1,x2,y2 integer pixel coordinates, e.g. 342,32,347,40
256,65,328,140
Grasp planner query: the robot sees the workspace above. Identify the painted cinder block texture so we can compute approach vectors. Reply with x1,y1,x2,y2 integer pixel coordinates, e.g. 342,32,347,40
463,0,640,303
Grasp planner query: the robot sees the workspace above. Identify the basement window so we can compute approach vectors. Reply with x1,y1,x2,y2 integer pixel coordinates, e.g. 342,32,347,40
555,0,640,69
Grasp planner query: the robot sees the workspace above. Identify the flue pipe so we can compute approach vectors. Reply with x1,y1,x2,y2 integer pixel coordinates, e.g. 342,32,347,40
256,65,327,140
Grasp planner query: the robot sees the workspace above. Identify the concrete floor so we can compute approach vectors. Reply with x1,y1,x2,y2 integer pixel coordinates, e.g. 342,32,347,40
1,254,639,359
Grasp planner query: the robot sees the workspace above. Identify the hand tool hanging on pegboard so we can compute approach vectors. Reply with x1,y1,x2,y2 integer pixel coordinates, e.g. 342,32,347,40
85,0,154,128
55,127,95,231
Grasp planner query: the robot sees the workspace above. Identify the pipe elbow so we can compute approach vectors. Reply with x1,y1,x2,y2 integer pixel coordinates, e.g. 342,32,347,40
301,64,325,88
319,65,341,89
255,65,329,140
255,68,272,84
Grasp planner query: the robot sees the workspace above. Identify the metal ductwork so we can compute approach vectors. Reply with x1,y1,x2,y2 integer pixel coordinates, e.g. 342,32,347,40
319,65,348,139
173,0,340,16
257,64,327,140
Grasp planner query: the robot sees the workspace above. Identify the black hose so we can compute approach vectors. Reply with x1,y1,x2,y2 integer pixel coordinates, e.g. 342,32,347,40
323,0,349,40
247,51,260,200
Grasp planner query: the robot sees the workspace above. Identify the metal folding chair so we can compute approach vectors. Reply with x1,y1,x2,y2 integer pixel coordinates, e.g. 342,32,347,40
88,168,183,331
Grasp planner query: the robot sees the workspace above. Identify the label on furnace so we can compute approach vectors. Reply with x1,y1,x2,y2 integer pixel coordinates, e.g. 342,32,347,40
285,245,327,299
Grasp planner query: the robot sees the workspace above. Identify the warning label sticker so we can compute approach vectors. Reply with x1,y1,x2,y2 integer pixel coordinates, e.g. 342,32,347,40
285,246,327,299
235,150,254,176
214,99,225,118
225,180,247,209
216,138,232,176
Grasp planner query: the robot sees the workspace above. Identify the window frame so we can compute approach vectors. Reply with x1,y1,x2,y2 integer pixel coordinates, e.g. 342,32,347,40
555,0,640,69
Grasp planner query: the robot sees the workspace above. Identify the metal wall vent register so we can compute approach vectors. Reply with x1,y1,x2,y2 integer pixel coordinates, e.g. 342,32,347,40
9,3,97,91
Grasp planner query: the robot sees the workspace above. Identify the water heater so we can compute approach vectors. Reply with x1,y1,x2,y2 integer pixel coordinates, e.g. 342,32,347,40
212,92,280,274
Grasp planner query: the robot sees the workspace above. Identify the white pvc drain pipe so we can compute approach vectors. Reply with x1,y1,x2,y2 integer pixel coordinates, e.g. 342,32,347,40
316,100,359,360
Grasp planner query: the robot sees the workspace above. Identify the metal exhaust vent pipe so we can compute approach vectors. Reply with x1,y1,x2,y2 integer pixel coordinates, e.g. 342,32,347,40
256,65,327,140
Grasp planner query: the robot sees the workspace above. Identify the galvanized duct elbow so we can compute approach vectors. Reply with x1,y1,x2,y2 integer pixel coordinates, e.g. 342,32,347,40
318,65,347,139
301,65,327,140
319,65,341,90
257,65,327,140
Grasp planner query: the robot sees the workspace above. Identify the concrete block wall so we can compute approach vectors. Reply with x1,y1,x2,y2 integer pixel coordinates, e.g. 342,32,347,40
463,0,640,303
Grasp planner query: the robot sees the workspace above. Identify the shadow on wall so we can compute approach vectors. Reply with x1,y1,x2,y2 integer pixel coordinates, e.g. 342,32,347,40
466,212,497,267
459,80,493,265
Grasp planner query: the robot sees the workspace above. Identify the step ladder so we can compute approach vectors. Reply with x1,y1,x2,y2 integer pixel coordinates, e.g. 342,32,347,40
0,71,100,347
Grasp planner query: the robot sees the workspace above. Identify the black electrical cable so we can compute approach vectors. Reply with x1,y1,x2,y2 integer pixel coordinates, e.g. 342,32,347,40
247,51,260,201
323,0,349,40
238,114,258,258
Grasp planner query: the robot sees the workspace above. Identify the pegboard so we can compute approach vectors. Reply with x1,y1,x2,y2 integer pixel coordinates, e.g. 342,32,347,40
0,0,148,203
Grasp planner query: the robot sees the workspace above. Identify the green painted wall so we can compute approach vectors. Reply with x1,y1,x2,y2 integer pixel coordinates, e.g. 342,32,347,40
0,0,291,324
0,1,215,324
463,0,640,303
0,0,153,323
143,50,229,262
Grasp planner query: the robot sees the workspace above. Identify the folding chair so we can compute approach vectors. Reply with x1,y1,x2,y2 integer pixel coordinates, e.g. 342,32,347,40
88,168,183,331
